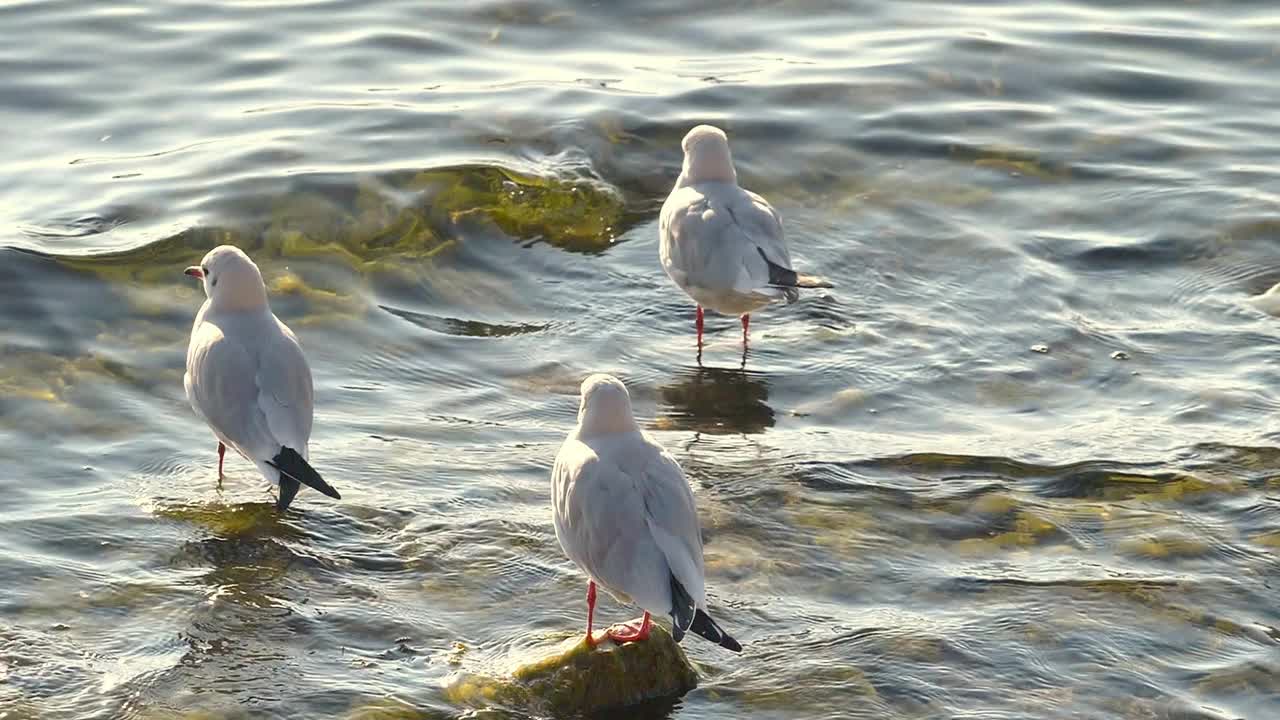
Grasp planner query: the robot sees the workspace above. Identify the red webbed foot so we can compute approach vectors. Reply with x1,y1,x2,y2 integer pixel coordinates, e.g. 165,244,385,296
604,612,652,644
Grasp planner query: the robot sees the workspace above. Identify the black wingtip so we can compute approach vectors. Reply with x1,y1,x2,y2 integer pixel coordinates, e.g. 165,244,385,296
669,575,696,640
756,248,833,290
267,447,340,505
277,475,301,512
690,608,742,653
671,575,741,652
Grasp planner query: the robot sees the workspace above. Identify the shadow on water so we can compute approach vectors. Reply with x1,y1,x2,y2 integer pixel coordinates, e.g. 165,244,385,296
379,304,549,338
656,363,773,435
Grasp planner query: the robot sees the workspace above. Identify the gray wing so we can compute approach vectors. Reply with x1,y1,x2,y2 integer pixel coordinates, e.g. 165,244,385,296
638,439,707,609
742,189,792,268
255,318,314,458
185,319,280,463
551,437,676,614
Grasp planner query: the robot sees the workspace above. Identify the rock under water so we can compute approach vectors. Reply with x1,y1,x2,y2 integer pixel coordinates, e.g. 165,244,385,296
446,622,699,715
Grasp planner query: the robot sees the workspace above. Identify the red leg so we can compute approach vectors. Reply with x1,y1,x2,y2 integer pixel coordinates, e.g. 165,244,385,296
606,611,652,644
585,581,598,645
217,442,226,476
696,306,704,347
741,314,750,344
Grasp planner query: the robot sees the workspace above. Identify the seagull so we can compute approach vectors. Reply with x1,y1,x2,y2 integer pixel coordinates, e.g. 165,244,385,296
660,124,833,347
551,374,741,652
183,245,340,511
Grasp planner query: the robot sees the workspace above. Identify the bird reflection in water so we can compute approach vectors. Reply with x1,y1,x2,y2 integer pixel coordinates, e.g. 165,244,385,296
657,363,774,435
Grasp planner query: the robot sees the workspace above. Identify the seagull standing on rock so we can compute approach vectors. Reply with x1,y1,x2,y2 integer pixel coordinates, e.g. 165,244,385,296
551,373,741,652
183,245,340,511
659,124,833,347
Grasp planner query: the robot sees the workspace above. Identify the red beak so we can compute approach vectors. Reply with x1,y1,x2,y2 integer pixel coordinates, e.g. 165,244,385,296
184,266,204,279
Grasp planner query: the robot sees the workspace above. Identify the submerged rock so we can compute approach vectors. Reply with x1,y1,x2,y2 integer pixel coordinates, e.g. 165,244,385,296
446,624,698,715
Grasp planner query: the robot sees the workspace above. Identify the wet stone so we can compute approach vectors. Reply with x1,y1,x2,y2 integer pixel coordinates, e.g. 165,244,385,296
446,623,698,715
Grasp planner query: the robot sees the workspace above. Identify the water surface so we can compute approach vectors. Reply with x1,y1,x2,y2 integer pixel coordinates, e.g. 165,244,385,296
2,1,1280,718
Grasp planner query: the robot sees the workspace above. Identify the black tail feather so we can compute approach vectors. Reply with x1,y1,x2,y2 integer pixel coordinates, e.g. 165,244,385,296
670,575,741,652
757,247,834,290
267,446,340,510
669,575,696,643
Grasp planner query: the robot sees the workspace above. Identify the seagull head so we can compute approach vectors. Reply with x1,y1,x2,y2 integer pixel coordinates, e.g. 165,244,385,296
577,373,639,435
680,124,737,185
184,245,269,311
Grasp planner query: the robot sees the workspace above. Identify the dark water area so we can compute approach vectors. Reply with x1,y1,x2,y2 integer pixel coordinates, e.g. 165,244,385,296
2,1,1280,718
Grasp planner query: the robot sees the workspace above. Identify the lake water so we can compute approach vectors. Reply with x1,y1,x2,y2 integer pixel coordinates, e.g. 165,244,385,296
3,1,1280,718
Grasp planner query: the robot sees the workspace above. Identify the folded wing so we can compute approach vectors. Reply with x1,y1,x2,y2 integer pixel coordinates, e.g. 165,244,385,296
552,439,681,614
186,319,280,463
639,446,708,640
256,319,314,458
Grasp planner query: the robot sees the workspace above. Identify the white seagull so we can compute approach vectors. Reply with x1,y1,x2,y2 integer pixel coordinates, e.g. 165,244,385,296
551,374,741,652
659,124,832,347
183,245,340,511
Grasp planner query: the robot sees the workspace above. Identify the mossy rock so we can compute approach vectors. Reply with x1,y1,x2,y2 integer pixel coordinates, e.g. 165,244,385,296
447,624,698,715
407,164,625,252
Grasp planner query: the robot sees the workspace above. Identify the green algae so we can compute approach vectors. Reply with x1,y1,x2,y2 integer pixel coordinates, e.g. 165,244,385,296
1125,473,1243,502
950,144,1071,182
948,492,1064,555
0,349,147,404
1119,534,1212,561
969,492,1020,516
0,349,158,439
803,171,993,215
738,664,877,712
1194,661,1280,696
264,188,449,273
790,504,875,534
407,164,625,252
703,533,786,584
110,710,246,720
51,163,628,324
154,500,292,539
345,698,445,720
1252,530,1280,548
1070,578,1261,643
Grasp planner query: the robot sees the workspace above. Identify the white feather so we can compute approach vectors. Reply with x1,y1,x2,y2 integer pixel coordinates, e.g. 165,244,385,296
183,246,314,489
659,124,810,317
551,375,709,619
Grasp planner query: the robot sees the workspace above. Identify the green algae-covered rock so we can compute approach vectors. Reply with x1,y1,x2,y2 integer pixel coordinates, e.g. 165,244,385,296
446,624,698,715
407,164,625,252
